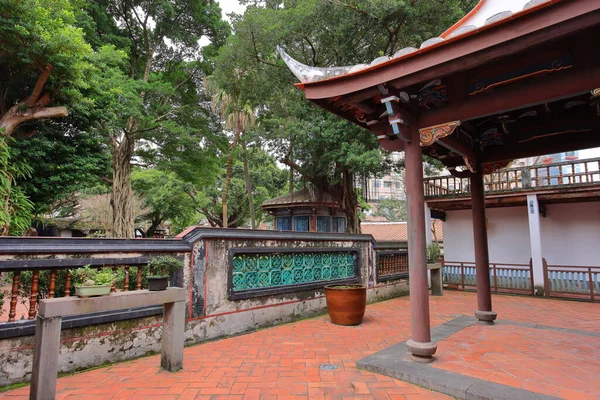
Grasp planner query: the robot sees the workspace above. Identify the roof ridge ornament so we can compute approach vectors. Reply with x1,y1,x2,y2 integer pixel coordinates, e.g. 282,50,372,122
276,46,354,84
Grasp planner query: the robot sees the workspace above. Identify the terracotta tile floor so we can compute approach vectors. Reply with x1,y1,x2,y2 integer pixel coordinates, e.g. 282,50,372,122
434,324,600,399
1,291,599,400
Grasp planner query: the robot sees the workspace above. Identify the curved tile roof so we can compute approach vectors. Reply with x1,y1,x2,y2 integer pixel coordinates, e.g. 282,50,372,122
261,188,338,208
279,0,551,85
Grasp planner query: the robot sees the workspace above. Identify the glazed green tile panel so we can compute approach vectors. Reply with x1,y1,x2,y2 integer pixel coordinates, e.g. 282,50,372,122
232,252,357,292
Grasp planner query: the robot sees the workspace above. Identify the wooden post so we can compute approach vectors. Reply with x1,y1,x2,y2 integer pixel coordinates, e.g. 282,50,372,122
137,267,143,290
589,268,595,302
404,129,436,362
543,258,550,297
470,169,497,324
49,270,56,299
111,267,117,293
124,267,130,291
65,270,71,297
29,270,39,320
9,271,20,322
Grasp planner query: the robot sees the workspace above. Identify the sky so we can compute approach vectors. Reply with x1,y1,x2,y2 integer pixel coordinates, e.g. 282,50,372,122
218,0,247,20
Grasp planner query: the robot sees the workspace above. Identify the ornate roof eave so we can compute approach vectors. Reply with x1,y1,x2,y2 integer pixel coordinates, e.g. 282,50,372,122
279,0,596,101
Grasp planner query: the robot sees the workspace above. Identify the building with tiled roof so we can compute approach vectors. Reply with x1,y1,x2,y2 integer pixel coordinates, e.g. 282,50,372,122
361,220,443,250
261,187,347,233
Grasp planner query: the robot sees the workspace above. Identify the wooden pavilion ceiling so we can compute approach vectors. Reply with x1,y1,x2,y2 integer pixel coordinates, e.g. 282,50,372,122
289,1,600,175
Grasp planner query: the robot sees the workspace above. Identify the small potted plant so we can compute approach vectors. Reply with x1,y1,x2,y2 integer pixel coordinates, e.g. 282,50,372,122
426,243,442,293
324,284,367,325
146,256,183,291
73,266,114,298
426,243,442,268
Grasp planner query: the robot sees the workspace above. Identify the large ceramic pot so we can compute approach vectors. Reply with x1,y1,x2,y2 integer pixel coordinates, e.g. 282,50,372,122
148,276,169,291
74,284,112,298
324,284,367,325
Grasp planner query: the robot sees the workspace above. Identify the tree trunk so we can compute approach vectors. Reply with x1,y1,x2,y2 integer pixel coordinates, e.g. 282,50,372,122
241,139,256,229
110,130,135,238
222,130,241,228
288,143,294,194
341,169,360,234
145,215,162,238
0,66,68,138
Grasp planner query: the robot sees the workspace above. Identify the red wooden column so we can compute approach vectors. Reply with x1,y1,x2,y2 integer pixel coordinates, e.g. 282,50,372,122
405,129,437,362
470,169,497,323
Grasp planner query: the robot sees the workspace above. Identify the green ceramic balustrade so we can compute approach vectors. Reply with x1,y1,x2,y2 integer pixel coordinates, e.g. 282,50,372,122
231,251,357,292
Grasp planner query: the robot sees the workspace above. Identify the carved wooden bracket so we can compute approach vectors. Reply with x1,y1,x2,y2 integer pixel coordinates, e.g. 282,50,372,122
419,121,461,146
463,156,477,173
381,95,411,142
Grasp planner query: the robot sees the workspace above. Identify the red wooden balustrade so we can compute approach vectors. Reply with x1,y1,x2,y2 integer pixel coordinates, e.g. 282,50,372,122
424,157,600,197
4,264,154,322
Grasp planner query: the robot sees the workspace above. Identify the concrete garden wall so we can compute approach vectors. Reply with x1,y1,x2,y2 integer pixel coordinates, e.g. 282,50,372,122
0,229,408,386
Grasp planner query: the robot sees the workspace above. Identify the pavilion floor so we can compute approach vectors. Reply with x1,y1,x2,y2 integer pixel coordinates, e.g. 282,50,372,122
1,291,598,400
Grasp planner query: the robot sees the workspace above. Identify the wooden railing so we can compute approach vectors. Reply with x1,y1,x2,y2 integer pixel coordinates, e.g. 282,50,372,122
1,259,154,322
424,157,600,197
543,259,599,302
376,250,409,282
442,260,534,295
0,237,190,323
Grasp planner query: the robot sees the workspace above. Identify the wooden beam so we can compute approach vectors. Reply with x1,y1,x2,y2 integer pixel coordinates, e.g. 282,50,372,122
418,64,600,128
436,136,477,162
483,128,600,163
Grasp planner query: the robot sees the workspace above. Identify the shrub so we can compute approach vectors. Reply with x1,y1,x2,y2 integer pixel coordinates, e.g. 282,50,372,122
147,256,183,277
426,243,441,264
73,266,115,286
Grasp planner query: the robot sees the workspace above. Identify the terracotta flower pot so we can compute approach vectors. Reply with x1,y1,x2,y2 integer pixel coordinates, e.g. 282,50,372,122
324,284,366,325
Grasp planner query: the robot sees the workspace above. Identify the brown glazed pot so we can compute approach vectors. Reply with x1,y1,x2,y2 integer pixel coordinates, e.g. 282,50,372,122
324,284,367,325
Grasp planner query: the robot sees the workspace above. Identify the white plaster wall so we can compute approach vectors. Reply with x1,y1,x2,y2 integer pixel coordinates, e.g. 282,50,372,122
442,201,600,267
540,202,600,266
442,207,531,264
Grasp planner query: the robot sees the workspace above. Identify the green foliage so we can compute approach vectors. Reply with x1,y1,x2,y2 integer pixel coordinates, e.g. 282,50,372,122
426,243,442,264
0,136,34,235
132,169,199,237
374,199,407,222
210,0,474,227
147,256,183,278
73,266,114,286
0,0,92,108
10,122,111,214
199,146,288,227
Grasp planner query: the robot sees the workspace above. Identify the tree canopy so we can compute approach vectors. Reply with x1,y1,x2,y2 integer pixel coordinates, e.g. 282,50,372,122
0,0,475,237
210,0,475,232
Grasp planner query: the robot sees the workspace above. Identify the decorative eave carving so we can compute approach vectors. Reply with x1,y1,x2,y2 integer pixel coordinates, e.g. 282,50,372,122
482,161,510,175
419,121,461,146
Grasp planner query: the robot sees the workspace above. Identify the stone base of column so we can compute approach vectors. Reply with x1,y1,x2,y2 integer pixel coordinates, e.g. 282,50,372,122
406,339,437,363
475,310,497,324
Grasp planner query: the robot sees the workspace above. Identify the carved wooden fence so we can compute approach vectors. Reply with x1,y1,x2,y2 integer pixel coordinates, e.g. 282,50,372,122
442,260,534,295
543,259,599,302
376,250,409,282
424,157,600,197
0,237,190,322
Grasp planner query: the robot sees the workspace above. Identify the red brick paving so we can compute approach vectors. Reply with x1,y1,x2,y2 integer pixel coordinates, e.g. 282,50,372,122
1,291,599,400
434,324,600,399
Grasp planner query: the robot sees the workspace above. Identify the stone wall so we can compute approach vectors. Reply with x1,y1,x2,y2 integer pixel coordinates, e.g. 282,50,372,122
0,230,408,386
